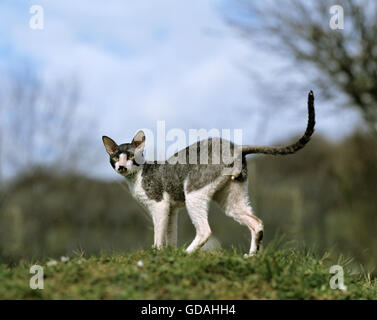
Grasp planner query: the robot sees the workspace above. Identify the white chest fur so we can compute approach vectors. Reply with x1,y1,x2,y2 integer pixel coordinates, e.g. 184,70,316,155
125,170,154,211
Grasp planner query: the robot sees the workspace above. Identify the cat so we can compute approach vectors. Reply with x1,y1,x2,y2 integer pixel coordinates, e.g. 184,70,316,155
102,91,315,257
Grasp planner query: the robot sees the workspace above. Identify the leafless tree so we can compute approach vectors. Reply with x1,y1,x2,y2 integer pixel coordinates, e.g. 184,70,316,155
227,0,377,134
0,68,93,182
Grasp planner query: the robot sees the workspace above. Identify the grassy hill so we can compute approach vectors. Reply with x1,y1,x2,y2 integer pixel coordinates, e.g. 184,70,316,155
1,245,376,299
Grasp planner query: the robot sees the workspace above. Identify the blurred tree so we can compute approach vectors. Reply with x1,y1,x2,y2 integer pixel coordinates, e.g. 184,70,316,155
0,68,96,262
228,0,377,133
0,69,92,179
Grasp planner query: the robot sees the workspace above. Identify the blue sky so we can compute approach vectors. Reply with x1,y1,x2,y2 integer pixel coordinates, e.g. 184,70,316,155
0,0,361,178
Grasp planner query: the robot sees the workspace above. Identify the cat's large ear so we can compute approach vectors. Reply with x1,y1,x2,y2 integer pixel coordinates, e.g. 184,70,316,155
102,136,118,155
131,130,145,152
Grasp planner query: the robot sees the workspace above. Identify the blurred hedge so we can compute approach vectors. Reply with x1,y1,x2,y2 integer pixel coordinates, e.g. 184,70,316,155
0,132,376,272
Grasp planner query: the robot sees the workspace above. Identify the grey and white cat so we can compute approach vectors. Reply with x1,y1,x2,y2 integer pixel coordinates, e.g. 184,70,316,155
102,91,315,257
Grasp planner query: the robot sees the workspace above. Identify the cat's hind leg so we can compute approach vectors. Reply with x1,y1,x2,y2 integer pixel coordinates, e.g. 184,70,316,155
215,181,264,257
184,188,212,253
185,198,211,253
184,176,228,253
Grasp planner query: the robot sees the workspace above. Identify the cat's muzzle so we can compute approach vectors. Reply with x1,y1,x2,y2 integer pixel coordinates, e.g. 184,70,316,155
118,166,127,173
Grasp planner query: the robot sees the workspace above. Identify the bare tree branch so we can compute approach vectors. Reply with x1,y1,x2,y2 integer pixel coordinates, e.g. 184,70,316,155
228,0,377,133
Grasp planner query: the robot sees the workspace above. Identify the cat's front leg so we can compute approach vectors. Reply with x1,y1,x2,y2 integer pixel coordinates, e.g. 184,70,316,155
150,203,170,249
166,210,178,247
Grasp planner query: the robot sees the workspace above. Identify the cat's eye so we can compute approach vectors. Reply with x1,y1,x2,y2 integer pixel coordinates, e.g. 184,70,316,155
129,155,134,160
113,156,119,162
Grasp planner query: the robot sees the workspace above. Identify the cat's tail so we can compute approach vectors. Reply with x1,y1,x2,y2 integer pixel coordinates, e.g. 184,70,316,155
242,90,315,156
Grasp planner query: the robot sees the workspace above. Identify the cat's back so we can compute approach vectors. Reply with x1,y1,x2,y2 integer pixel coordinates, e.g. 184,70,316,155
140,138,245,202
172,137,237,165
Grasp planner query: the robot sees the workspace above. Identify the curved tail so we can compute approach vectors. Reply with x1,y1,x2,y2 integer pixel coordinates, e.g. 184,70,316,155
242,90,315,156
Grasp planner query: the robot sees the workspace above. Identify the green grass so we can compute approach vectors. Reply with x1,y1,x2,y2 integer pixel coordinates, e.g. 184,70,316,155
0,245,376,299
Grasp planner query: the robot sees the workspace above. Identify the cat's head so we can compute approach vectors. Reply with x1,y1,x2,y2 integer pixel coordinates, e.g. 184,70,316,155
102,130,145,176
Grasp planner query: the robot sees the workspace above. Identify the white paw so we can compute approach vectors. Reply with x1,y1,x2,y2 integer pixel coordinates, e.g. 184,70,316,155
243,253,256,259
186,247,195,253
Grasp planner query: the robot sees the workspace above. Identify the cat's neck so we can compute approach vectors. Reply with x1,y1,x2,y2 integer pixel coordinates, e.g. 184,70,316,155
122,168,145,202
123,166,142,188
